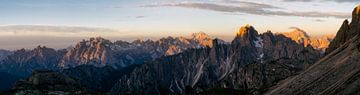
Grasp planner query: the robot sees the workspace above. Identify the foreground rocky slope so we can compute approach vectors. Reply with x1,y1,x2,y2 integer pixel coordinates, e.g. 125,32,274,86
266,5,360,95
7,70,88,95
110,25,320,94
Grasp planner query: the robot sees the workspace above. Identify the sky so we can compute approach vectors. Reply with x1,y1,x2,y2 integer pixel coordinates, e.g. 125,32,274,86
0,0,359,50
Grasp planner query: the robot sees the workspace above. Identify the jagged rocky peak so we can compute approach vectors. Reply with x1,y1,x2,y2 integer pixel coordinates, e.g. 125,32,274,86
190,32,211,40
279,27,310,46
351,5,360,23
236,24,259,38
279,27,334,52
60,37,113,68
60,34,219,68
212,38,226,46
282,27,310,40
33,46,56,56
326,5,360,54
77,37,112,47
132,38,145,44
77,37,112,48
232,24,260,47
325,20,350,54
177,31,213,47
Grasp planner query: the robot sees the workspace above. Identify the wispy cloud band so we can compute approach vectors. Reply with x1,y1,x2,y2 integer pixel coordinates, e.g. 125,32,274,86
143,2,351,18
282,0,359,3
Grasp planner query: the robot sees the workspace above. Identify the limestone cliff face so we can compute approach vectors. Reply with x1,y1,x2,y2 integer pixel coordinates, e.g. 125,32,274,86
59,37,115,68
163,32,216,56
279,27,334,52
234,24,259,46
109,25,320,94
59,33,221,68
190,32,214,47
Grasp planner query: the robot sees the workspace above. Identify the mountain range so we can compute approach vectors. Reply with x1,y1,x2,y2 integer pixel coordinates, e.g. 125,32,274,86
0,32,221,93
1,24,325,94
5,5,360,95
109,24,321,94
59,32,217,69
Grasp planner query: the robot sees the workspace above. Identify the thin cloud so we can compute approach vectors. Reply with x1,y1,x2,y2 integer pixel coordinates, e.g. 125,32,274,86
289,27,305,31
143,2,350,18
135,16,145,18
220,0,280,9
314,19,326,22
282,0,359,3
282,0,318,2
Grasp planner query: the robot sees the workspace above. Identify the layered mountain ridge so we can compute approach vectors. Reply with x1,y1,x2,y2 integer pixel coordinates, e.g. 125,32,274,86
109,25,320,94
59,32,220,68
0,19,339,94
0,32,221,92
0,32,219,75
0,46,66,76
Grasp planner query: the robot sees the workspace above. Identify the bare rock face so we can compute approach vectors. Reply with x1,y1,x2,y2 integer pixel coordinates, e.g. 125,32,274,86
325,20,350,54
326,5,360,54
59,33,221,68
233,24,259,46
351,5,360,24
279,27,334,52
109,25,320,95
0,33,220,92
190,32,214,47
266,5,360,95
59,37,115,68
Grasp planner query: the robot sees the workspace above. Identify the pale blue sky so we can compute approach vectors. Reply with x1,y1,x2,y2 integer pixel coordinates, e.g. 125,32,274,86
0,0,359,49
